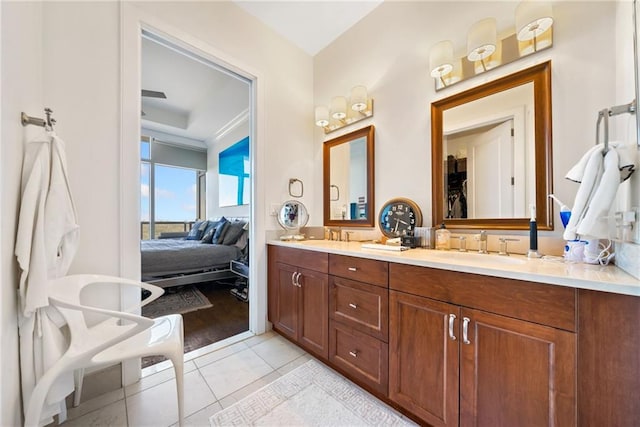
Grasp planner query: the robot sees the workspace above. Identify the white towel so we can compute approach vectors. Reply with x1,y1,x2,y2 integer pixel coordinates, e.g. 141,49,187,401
566,141,636,183
564,142,637,241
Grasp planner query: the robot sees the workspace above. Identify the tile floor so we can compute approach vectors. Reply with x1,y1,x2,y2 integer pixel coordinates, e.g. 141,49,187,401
63,331,313,426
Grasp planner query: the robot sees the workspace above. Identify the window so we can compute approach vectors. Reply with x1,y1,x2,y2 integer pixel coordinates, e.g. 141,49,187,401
141,137,206,239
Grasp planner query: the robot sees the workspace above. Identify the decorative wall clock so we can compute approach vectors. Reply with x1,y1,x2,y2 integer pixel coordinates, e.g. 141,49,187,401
378,198,423,238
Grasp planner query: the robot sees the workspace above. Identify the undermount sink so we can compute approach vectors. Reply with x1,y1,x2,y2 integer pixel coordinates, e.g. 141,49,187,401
425,250,527,265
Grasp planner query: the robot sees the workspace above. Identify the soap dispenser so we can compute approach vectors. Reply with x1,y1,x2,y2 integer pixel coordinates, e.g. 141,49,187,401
435,222,451,250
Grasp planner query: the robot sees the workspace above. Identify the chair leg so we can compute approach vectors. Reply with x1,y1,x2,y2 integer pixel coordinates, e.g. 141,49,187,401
168,352,184,427
73,368,85,407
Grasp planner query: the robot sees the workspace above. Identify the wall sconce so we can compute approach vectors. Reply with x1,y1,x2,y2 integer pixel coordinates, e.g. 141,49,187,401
429,0,553,91
467,18,497,72
429,40,454,87
516,0,554,54
315,85,374,134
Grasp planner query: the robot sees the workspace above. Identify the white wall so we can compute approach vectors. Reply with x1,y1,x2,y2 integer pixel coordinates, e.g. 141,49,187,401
313,1,619,243
1,2,44,424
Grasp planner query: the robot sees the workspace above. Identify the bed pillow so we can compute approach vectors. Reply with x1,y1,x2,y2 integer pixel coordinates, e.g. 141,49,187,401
221,221,246,245
211,217,229,244
200,220,220,244
185,220,208,240
234,229,249,250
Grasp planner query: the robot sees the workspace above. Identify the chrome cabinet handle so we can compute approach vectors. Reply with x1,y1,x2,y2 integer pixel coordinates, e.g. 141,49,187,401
291,272,297,287
295,272,302,287
448,314,457,341
462,317,471,345
348,267,357,272
348,303,357,309
349,350,358,358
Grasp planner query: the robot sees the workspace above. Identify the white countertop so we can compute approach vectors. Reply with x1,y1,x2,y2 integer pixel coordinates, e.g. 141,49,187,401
268,239,640,297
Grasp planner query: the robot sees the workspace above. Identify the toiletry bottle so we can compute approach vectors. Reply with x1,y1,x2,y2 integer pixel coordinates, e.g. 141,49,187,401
435,222,451,250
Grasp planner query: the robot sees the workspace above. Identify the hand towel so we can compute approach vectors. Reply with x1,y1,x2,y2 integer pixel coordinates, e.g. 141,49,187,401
564,142,637,241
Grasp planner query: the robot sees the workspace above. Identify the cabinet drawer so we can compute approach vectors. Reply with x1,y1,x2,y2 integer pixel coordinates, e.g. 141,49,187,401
389,263,576,332
329,254,388,287
329,320,388,395
268,245,328,273
330,276,388,341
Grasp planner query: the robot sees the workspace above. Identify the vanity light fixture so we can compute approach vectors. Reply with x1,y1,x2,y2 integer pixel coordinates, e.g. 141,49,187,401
350,86,368,112
515,0,554,54
429,40,455,87
429,0,553,90
315,85,374,134
330,96,347,120
315,106,329,127
467,18,497,72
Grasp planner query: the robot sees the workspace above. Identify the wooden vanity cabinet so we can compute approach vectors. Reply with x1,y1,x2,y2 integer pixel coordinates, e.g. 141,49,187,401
268,245,640,425
389,291,460,426
267,245,329,359
578,289,640,426
389,264,577,427
328,254,389,395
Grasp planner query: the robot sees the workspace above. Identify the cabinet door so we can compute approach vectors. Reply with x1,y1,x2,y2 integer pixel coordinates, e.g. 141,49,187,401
298,267,329,359
460,308,576,427
389,291,460,427
271,262,299,341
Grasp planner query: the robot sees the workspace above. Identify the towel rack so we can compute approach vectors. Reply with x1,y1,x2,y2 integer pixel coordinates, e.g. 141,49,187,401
21,108,56,130
596,99,636,154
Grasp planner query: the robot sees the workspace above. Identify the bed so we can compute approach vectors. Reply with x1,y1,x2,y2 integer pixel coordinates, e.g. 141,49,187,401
141,217,248,288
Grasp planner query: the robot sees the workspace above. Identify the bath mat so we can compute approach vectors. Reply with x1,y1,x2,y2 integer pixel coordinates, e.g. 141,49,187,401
209,359,416,426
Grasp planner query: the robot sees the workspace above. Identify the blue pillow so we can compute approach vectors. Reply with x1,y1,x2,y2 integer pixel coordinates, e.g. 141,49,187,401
200,220,220,243
185,220,208,240
211,217,228,244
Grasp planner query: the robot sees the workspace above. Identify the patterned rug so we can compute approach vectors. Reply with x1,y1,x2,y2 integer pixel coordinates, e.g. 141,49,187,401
209,359,416,426
142,286,212,318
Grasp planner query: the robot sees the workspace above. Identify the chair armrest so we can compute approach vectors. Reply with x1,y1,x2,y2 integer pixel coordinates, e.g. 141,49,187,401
49,274,164,313
50,296,154,357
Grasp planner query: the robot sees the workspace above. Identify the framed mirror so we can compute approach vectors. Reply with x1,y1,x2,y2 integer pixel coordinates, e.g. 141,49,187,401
323,125,375,227
431,61,553,230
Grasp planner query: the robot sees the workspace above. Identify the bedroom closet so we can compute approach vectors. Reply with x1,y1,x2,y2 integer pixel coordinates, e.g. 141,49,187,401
138,31,252,367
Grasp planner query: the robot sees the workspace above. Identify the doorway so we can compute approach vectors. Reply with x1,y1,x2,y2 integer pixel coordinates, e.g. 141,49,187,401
138,31,252,366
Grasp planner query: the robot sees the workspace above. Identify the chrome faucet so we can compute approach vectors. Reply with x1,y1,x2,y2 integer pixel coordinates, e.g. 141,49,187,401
328,228,342,241
455,236,467,252
498,237,520,256
474,231,488,254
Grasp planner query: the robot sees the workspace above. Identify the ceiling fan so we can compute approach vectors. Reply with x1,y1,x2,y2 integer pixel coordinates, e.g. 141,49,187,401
141,89,166,116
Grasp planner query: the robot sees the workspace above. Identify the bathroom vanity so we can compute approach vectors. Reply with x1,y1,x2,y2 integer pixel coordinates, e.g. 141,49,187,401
267,240,640,427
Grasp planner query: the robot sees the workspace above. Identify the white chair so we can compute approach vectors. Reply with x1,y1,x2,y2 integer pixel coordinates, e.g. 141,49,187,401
24,274,184,427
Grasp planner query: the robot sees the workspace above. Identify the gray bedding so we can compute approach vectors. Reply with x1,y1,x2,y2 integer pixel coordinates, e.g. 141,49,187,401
141,239,242,277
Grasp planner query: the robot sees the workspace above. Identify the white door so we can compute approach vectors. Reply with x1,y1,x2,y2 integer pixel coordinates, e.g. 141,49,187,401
468,120,514,218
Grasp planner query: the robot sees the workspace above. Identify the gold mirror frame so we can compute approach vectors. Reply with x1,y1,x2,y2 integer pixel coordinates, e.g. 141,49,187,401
323,125,375,227
431,61,553,230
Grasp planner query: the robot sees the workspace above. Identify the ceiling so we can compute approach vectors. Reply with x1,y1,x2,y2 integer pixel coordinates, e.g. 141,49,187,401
234,1,383,56
141,2,381,147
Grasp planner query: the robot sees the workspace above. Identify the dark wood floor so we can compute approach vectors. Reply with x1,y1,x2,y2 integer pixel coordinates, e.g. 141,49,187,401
142,280,249,368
